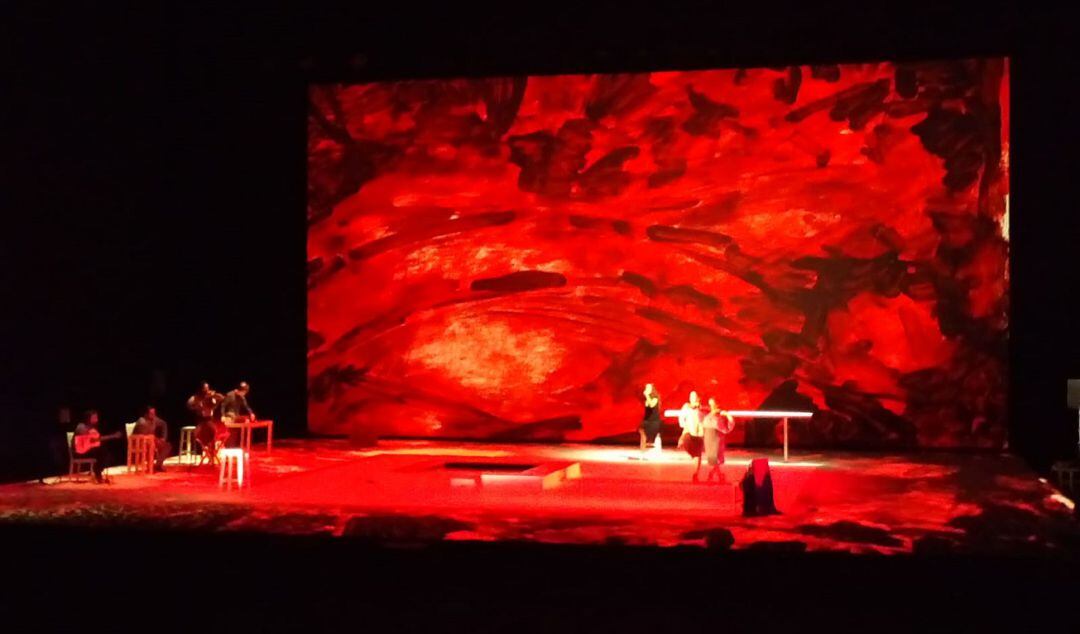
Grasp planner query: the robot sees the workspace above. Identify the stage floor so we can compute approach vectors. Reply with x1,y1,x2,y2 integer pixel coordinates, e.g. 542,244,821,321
2,439,1077,555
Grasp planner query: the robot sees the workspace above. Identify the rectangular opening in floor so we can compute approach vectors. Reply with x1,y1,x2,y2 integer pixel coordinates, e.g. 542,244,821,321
442,462,538,472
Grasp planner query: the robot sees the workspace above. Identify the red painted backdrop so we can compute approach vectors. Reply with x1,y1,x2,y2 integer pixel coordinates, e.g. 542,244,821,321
307,58,1009,448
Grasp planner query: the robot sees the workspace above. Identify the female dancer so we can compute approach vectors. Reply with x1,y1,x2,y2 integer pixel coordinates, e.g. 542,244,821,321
638,383,663,454
678,391,706,480
702,398,735,483
677,391,701,448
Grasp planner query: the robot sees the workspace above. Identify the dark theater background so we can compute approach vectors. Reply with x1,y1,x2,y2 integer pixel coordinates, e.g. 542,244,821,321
5,2,1080,631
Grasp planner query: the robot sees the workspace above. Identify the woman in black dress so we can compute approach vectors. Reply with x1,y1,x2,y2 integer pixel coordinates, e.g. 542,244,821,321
638,383,663,453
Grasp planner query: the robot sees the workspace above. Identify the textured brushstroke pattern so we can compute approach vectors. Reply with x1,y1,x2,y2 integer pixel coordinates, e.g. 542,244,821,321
307,59,1009,448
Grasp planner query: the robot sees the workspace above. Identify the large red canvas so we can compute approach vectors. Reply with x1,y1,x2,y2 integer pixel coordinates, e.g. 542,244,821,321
307,58,1009,448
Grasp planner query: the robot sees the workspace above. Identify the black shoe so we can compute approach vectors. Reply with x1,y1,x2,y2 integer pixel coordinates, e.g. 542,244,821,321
156,465,167,472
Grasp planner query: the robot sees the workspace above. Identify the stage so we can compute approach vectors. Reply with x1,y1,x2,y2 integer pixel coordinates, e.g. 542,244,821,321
2,439,1077,556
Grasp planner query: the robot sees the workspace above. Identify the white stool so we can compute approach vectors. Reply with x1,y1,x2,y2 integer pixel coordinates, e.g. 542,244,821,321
127,435,156,473
218,448,250,490
179,426,197,465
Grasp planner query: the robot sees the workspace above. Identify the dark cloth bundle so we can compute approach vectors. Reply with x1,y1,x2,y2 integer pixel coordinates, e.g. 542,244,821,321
741,457,779,516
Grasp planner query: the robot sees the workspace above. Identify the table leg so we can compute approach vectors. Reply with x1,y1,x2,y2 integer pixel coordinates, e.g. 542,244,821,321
783,418,789,462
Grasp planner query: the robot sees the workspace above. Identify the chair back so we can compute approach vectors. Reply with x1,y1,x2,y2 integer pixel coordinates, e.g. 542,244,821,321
125,422,136,437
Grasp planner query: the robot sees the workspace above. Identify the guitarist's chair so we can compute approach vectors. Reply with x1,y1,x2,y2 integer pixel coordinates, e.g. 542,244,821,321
65,432,96,483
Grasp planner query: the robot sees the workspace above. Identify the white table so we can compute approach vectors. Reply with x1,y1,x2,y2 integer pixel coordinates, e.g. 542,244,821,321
664,409,813,461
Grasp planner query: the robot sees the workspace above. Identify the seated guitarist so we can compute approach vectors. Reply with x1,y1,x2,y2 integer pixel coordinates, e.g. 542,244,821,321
72,410,122,483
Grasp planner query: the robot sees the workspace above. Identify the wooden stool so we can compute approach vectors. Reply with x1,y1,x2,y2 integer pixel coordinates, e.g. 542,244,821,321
127,435,156,473
179,426,197,465
218,448,250,490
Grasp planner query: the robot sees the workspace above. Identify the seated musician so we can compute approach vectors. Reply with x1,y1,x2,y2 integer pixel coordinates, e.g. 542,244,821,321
72,410,122,483
133,406,171,472
188,381,227,461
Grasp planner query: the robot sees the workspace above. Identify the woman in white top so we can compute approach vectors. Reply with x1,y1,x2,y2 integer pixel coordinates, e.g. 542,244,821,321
678,391,706,480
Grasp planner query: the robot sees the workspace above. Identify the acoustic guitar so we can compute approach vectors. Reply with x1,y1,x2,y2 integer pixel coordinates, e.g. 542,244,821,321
74,429,123,454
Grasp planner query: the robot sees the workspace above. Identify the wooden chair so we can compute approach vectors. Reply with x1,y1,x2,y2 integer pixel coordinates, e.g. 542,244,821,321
1052,461,1080,494
65,431,95,482
123,422,136,468
127,435,156,473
